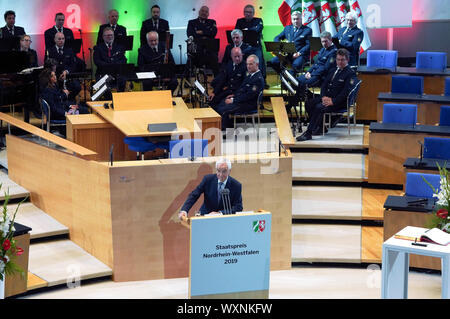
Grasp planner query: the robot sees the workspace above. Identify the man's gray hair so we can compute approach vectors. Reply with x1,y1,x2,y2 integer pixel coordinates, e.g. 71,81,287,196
346,12,358,21
247,54,259,64
320,31,332,40
216,158,232,170
146,31,159,41
231,29,243,38
291,11,301,18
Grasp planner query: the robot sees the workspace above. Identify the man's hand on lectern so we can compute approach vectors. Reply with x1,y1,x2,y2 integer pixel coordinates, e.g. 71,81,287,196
178,210,187,220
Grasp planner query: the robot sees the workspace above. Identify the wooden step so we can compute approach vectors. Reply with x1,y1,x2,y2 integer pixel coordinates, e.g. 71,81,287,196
293,152,365,182
28,239,112,287
361,188,403,221
27,272,48,291
361,226,383,264
293,186,362,220
0,170,29,200
12,202,69,239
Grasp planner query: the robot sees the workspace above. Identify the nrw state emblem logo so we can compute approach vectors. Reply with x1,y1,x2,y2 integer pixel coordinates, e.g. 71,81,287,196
252,220,266,233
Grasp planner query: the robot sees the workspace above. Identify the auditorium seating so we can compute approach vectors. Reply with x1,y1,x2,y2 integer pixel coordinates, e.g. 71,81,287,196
445,78,450,96
366,50,398,69
169,139,208,158
124,137,169,160
440,105,450,126
382,103,417,125
391,75,424,95
423,137,450,160
405,172,441,198
416,51,447,71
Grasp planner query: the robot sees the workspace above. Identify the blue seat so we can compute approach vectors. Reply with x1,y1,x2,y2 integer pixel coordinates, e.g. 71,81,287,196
366,50,398,69
169,139,208,159
445,78,450,96
124,137,169,160
382,103,417,125
423,137,450,160
416,52,447,71
440,105,450,126
405,172,441,198
391,75,424,95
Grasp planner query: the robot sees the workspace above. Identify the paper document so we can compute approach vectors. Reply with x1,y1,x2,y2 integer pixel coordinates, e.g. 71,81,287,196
136,72,156,79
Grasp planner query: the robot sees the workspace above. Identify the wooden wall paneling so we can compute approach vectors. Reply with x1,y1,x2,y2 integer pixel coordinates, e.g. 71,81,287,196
356,73,391,121
423,76,445,95
5,233,30,297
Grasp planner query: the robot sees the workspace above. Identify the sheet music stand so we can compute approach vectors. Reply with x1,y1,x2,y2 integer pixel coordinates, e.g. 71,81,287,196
195,38,220,53
66,39,82,54
115,36,134,51
159,33,174,49
0,51,29,73
332,38,341,49
226,30,258,47
309,37,322,52
264,41,296,68
100,63,135,78
0,37,20,51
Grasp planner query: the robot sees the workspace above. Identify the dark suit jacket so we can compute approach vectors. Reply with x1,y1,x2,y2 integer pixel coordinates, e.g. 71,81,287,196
40,86,70,120
47,46,77,74
320,65,356,108
233,70,264,111
137,42,174,68
221,42,253,65
44,26,75,54
181,174,243,215
333,26,364,66
0,25,25,38
23,49,38,68
96,24,127,45
93,41,127,76
235,17,263,44
140,18,170,48
211,60,246,95
308,45,337,79
274,24,312,57
187,18,217,40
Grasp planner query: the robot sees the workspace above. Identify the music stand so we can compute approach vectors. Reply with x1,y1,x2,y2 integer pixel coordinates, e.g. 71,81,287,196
0,51,29,73
66,39,82,54
100,63,135,78
195,38,220,53
0,37,20,51
264,41,296,68
159,33,174,49
115,36,134,51
309,37,322,52
332,38,341,49
226,30,259,47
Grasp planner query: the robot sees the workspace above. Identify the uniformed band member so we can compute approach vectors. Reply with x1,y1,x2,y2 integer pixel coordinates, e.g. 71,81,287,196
296,48,357,141
96,9,127,45
333,12,364,67
222,29,253,66
270,11,312,74
19,34,38,68
1,10,25,39
137,31,178,93
44,13,74,55
186,6,219,75
234,4,267,82
140,5,170,48
47,32,81,101
296,31,337,100
209,47,247,108
214,54,264,130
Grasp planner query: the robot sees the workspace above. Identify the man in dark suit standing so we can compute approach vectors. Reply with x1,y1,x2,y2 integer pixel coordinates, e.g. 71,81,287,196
333,12,364,67
179,158,243,218
296,48,357,141
140,5,170,48
186,5,219,75
214,54,264,130
93,27,127,92
269,11,311,74
44,13,74,56
209,47,247,108
96,9,127,45
222,29,253,66
137,31,178,93
47,32,81,101
1,10,25,39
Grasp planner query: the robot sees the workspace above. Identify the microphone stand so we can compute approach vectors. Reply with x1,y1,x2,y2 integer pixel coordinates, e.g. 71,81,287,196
178,44,183,97
79,29,87,102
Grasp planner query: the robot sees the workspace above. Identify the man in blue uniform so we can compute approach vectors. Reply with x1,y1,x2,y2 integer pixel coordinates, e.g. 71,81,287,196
140,5,170,48
1,10,25,39
222,29,253,66
333,12,363,67
44,13,74,56
235,5,267,84
186,6,219,75
210,47,247,108
137,31,178,93
96,9,127,45
214,54,264,130
297,48,357,141
269,11,312,74
178,158,243,218
296,31,337,100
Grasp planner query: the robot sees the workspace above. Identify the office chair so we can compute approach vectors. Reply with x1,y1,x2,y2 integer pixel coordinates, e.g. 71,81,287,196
391,75,424,95
382,103,417,125
366,50,398,69
440,105,450,126
416,52,447,71
423,137,450,160
169,139,208,159
405,172,441,198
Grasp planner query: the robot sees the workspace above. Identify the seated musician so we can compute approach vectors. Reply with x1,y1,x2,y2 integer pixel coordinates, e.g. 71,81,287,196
186,6,219,75
209,47,246,108
1,10,25,39
46,32,81,101
39,68,88,124
214,54,264,130
296,31,337,101
269,11,311,75
19,34,38,68
44,13,74,56
137,31,178,94
93,27,127,92
222,29,253,66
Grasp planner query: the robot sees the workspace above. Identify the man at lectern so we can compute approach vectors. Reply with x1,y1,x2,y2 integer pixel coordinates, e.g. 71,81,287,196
178,158,243,219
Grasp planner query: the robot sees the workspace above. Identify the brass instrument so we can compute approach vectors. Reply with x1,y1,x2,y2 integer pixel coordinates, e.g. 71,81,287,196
164,30,170,64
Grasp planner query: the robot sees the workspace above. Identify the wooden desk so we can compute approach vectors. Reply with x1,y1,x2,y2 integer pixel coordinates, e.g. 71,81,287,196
377,92,450,125
357,66,450,121
368,123,450,185
87,97,202,138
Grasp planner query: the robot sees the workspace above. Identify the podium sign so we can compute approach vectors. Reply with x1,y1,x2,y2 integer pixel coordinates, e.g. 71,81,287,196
189,212,271,299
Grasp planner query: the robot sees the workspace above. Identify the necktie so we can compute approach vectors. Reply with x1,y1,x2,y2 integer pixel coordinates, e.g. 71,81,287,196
8,28,13,36
218,182,224,203
233,64,236,71
112,25,116,32
58,48,63,55
59,28,63,33
107,44,112,57
331,68,341,82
